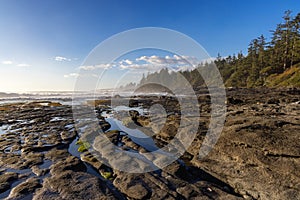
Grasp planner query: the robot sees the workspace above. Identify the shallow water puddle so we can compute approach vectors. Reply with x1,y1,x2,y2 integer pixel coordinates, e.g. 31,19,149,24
105,117,159,152
50,117,66,122
68,136,105,179
114,105,145,115
0,178,25,199
0,160,53,199
65,124,74,130
0,124,8,135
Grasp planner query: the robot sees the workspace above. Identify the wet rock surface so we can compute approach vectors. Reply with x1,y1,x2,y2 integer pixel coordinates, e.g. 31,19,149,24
33,171,116,200
0,102,118,199
189,88,300,200
6,177,41,200
0,88,299,200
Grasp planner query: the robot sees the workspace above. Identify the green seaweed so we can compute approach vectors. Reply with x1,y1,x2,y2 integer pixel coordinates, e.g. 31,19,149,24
76,140,90,152
100,171,113,179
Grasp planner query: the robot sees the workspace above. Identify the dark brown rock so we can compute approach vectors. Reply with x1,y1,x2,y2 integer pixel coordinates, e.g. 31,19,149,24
33,171,116,200
113,173,150,199
7,177,41,200
50,156,86,175
0,172,18,193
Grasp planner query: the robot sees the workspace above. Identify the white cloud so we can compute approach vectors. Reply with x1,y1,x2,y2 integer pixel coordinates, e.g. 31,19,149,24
79,65,96,70
119,59,133,65
17,63,31,67
79,63,112,70
119,63,165,71
1,60,32,67
55,56,71,62
136,55,192,65
1,60,13,65
64,73,79,78
76,55,204,73
124,59,133,65
182,56,202,66
119,55,200,71
198,57,217,64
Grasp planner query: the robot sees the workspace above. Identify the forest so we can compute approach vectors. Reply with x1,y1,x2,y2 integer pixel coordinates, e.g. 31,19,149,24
132,10,300,89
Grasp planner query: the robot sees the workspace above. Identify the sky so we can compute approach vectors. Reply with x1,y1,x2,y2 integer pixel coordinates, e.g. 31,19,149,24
0,0,299,92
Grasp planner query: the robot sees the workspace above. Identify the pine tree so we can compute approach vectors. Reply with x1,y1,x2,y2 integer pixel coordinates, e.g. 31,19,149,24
283,10,292,70
291,13,300,66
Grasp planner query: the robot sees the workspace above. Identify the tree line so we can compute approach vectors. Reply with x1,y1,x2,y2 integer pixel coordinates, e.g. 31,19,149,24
123,11,300,89
216,10,300,87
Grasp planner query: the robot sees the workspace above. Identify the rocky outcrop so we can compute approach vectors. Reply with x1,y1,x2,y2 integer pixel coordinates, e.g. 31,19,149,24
0,88,299,200
33,171,116,200
6,177,41,200
189,88,300,199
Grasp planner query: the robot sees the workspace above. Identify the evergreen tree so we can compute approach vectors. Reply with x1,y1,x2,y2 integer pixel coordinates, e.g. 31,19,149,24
134,11,300,89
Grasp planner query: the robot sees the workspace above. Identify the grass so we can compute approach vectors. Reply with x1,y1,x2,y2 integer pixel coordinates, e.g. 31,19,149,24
266,64,300,87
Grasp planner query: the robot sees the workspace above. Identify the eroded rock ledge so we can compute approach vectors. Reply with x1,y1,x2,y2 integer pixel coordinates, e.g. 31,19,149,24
0,88,299,200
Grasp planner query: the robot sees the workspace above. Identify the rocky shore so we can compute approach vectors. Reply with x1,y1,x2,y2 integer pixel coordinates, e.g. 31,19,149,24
0,88,299,200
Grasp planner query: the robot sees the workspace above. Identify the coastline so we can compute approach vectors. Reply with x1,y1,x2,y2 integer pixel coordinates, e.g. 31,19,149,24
0,88,299,199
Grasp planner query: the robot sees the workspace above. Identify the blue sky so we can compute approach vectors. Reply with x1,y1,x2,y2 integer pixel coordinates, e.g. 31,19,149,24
0,0,299,92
